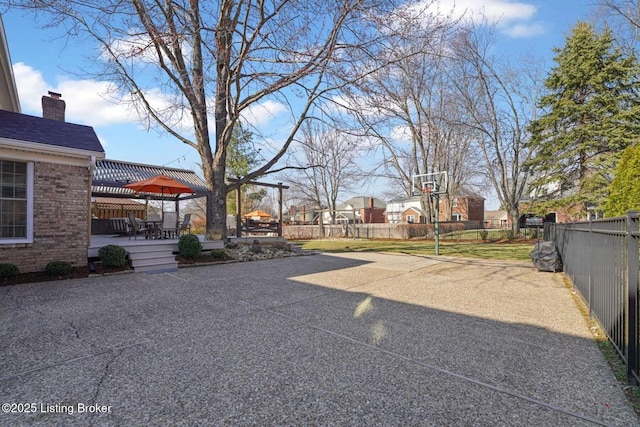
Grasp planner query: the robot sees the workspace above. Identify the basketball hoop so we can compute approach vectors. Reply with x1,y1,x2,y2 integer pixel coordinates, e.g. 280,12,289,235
412,172,448,197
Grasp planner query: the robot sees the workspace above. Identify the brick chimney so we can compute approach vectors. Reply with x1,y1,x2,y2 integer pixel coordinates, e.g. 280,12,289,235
42,91,65,121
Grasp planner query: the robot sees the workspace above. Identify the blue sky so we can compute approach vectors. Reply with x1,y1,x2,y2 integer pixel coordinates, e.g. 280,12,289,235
1,0,593,204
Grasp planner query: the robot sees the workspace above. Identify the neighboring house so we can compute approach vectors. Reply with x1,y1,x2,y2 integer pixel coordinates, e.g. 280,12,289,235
386,192,485,224
286,204,321,224
484,210,508,229
327,196,386,224
451,191,485,223
386,195,418,224
401,206,422,224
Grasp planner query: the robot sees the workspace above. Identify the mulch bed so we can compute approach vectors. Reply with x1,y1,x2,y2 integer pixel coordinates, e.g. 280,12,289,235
1,252,235,287
1,263,134,287
176,251,234,265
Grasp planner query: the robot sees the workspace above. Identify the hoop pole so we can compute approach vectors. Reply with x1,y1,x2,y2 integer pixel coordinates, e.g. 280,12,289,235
434,187,440,256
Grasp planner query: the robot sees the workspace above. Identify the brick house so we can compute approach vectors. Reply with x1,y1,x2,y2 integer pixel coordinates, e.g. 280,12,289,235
450,192,485,223
0,17,106,273
484,210,508,229
0,97,105,273
328,197,386,224
386,192,485,224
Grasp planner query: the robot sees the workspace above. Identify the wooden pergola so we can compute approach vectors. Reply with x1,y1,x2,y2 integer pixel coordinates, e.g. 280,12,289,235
92,159,208,202
229,179,289,238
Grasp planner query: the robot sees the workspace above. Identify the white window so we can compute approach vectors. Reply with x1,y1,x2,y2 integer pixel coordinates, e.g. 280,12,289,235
406,214,416,223
452,198,458,207
0,160,33,243
452,213,462,221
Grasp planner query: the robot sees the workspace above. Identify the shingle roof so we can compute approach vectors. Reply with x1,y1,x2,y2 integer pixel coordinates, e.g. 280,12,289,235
0,109,104,153
338,196,387,209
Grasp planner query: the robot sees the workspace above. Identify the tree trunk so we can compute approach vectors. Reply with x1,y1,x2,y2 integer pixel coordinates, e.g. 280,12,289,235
508,207,520,238
204,158,228,240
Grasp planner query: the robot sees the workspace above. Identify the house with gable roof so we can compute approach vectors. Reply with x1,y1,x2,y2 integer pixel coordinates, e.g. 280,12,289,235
386,191,485,224
0,17,106,273
327,196,387,224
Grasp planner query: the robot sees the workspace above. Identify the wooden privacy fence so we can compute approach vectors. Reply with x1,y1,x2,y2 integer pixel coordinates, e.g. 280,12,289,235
92,201,145,219
283,221,482,240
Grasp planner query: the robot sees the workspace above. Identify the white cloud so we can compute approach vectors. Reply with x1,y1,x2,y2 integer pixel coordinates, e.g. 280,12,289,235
13,62,136,126
425,0,543,38
240,99,287,126
433,0,536,23
503,22,546,38
13,62,288,141
12,62,48,112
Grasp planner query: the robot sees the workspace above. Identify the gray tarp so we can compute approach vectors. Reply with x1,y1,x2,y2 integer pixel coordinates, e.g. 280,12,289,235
530,240,563,272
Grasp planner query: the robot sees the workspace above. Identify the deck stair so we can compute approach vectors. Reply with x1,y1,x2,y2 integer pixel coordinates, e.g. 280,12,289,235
126,242,178,273
89,235,225,273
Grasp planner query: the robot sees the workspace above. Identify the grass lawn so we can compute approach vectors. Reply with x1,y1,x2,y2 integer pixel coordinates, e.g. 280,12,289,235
297,239,535,261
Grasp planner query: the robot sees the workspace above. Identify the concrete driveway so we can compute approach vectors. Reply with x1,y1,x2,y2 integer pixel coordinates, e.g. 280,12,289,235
1,252,638,426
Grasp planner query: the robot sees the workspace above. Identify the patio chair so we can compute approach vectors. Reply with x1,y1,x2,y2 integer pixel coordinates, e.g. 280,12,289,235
178,213,192,236
127,212,151,240
145,213,162,239
161,211,179,239
110,217,129,236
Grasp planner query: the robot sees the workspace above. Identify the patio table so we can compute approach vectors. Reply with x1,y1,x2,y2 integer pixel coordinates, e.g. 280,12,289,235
143,220,162,239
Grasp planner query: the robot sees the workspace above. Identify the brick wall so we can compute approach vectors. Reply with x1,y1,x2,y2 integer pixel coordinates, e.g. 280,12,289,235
467,198,485,222
0,162,90,273
360,207,386,223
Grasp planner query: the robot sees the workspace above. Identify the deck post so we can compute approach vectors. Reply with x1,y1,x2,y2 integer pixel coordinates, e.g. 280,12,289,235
278,183,283,237
236,184,242,238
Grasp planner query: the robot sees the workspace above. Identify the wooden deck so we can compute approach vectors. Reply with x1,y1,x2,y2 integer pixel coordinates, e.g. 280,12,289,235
89,234,224,258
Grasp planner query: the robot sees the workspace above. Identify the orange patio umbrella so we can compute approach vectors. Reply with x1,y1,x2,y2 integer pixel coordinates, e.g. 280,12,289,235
124,175,195,195
124,175,195,216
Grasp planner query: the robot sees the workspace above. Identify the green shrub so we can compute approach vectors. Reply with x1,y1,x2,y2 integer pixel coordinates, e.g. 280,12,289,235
210,249,226,260
45,261,73,276
479,229,489,240
178,234,202,259
0,263,19,278
98,245,127,267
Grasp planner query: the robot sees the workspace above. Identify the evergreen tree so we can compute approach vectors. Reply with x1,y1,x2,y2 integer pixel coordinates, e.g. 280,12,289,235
526,22,640,217
225,125,264,215
603,144,640,217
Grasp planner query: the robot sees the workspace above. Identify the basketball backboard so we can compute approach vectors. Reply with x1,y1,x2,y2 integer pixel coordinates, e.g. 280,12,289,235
412,171,448,196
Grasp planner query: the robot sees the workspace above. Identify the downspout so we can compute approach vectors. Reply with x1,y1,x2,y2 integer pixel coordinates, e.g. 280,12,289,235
87,155,96,249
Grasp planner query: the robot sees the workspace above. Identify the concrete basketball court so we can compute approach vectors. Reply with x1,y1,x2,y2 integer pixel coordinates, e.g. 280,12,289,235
1,252,638,426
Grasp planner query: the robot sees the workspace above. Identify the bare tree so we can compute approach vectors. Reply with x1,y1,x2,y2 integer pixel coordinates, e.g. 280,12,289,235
596,1,640,38
448,27,538,235
8,0,421,239
281,119,362,224
341,19,482,223
595,0,640,58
